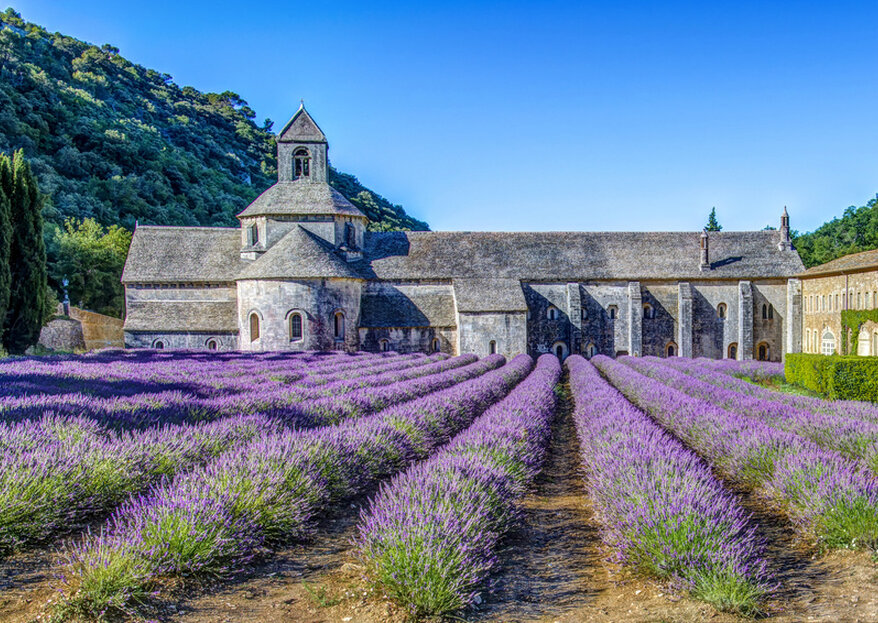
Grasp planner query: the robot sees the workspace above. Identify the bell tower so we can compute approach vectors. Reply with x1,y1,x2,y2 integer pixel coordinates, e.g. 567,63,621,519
277,103,328,183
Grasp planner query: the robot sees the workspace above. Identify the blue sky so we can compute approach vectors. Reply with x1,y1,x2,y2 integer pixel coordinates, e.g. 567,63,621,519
14,1,878,233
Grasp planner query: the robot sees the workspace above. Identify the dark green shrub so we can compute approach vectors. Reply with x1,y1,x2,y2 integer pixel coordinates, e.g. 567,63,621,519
785,354,878,402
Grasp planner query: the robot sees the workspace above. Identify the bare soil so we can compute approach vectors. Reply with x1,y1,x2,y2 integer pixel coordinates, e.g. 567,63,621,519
3,384,878,623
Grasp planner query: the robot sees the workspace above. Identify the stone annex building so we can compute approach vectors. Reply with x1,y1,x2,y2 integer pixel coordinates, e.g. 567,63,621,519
122,106,806,361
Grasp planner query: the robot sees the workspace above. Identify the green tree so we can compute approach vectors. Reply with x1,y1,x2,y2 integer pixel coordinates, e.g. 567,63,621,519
48,218,132,317
2,150,47,354
705,207,722,232
0,156,10,330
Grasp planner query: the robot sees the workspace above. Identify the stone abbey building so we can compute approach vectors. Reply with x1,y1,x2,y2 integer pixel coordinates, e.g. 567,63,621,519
122,106,806,361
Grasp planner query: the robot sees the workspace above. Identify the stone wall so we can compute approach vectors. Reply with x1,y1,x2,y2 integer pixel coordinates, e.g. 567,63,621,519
124,331,237,350
359,326,456,354
802,269,878,355
236,278,362,352
39,317,86,351
458,312,527,358
68,306,124,349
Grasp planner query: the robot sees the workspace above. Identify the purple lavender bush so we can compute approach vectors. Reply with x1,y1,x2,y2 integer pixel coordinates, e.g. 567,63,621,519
55,355,532,620
593,355,878,553
355,354,559,617
568,356,772,614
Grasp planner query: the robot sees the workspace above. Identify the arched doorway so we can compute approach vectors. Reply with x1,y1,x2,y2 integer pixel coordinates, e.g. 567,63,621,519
552,341,569,360
757,342,770,361
666,342,677,357
727,342,738,360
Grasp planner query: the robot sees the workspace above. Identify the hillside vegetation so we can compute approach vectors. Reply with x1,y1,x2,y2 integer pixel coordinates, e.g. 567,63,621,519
0,9,427,233
793,194,878,268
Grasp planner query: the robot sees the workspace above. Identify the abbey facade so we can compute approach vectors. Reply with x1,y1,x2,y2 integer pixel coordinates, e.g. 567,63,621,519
122,106,805,361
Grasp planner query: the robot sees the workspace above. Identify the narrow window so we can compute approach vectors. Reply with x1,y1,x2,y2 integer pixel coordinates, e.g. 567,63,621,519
585,343,597,358
643,303,654,319
249,312,260,342
762,304,768,319
344,222,356,248
858,292,862,309
206,339,218,351
835,293,839,310
768,305,774,320
717,303,727,319
289,312,303,341
333,311,345,340
293,147,310,178
431,338,440,353
489,340,497,355
248,224,259,246
547,306,558,321
608,305,617,320
556,344,564,359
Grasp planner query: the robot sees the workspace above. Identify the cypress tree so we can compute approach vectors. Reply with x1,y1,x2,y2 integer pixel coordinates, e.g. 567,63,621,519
705,207,722,232
0,155,11,334
2,151,47,354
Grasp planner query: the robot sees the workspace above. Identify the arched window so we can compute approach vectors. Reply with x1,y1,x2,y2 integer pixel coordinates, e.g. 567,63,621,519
289,312,303,341
585,343,597,358
858,292,862,309
431,338,440,353
489,340,497,355
153,339,165,350
249,313,260,341
206,339,218,351
344,222,356,248
834,294,839,310
757,342,770,361
821,330,836,356
762,304,768,319
643,303,654,319
547,306,558,321
293,147,310,178
333,311,345,340
873,331,878,356
805,329,811,353
581,308,588,321
608,305,617,320
717,303,727,319
666,342,677,357
379,338,390,352
553,341,569,360
727,342,738,359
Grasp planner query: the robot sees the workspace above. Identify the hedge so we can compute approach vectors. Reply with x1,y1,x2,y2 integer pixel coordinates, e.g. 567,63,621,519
785,354,878,402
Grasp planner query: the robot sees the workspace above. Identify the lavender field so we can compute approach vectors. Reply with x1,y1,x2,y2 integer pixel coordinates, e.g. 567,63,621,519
0,350,876,622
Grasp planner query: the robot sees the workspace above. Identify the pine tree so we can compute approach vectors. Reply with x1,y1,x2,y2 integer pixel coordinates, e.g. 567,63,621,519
705,207,722,232
2,151,47,354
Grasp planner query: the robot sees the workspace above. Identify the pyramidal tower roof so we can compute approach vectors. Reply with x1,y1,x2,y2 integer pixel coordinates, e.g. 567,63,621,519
278,103,326,143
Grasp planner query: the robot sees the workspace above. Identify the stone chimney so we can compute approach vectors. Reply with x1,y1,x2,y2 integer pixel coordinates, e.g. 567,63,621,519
700,229,710,271
778,206,791,251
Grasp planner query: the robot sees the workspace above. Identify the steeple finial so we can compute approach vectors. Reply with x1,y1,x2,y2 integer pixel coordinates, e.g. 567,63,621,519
299,98,305,108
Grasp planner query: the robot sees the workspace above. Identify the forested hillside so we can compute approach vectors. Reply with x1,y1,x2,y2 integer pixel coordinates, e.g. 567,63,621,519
794,194,878,268
0,9,427,233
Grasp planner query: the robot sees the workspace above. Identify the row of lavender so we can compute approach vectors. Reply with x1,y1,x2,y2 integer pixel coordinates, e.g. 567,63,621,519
356,354,561,617
666,356,878,425
0,351,469,428
567,356,772,614
624,356,878,473
594,356,878,552
54,356,534,619
0,354,501,558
